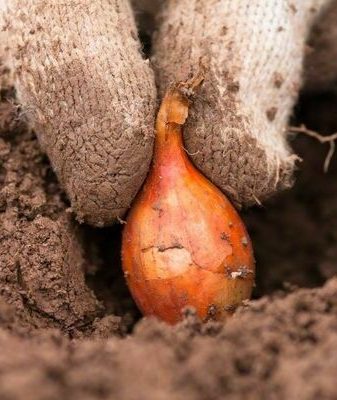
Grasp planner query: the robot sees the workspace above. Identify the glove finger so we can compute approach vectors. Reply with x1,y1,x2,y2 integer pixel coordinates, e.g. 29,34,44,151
2,0,157,226
152,0,330,206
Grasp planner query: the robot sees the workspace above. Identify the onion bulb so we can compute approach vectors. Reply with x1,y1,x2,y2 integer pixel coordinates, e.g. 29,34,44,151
122,79,255,324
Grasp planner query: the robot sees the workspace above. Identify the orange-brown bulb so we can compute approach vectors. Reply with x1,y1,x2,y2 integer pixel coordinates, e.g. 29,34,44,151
122,85,255,324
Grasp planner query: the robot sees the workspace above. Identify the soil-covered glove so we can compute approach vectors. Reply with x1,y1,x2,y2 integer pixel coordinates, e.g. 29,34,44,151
152,0,332,206
1,0,335,227
1,0,157,226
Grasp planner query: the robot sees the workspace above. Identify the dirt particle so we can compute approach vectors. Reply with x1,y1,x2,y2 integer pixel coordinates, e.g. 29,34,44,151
266,107,278,121
221,26,228,35
130,29,137,41
152,202,161,211
152,202,163,216
207,304,218,319
230,266,254,280
289,4,297,13
227,81,240,93
0,102,23,135
241,236,248,247
221,232,230,241
224,303,238,313
273,72,284,88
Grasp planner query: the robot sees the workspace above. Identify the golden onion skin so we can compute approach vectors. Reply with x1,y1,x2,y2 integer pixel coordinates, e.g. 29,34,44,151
122,86,255,324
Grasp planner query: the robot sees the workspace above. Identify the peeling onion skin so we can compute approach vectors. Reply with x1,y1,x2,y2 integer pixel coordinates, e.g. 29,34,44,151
122,84,255,324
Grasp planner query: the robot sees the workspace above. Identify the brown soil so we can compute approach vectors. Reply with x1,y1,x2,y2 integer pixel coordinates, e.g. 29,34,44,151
1,71,337,399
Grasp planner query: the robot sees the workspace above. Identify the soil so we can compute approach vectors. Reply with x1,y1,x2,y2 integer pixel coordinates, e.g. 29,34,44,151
1,66,337,400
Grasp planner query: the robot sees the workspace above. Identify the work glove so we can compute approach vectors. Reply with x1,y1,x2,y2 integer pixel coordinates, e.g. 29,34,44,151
1,0,335,226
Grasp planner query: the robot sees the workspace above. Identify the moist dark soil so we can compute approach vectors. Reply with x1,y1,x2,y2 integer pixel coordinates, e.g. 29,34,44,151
1,65,337,399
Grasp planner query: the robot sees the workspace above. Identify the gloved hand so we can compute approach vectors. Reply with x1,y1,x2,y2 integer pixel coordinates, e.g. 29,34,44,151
1,0,157,226
1,0,335,226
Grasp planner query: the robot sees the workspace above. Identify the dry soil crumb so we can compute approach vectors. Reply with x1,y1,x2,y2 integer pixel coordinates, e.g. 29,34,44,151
0,93,102,335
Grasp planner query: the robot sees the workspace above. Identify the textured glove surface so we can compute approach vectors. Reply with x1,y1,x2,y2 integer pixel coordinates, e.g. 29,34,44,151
2,0,157,226
153,0,331,206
